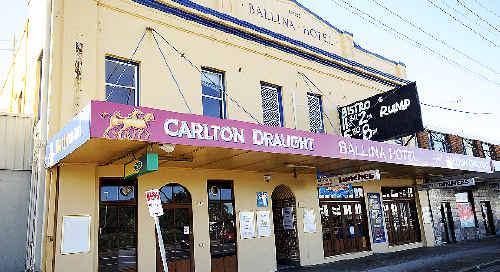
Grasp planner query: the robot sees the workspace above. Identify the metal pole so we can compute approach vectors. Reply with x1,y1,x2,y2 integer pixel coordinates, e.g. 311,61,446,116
154,216,169,272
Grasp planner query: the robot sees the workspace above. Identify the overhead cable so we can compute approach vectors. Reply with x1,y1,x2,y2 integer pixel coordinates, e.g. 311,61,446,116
471,0,500,20
438,0,497,36
455,0,500,33
425,0,498,47
368,0,498,74
327,0,500,86
420,102,494,115
151,30,193,113
151,28,263,125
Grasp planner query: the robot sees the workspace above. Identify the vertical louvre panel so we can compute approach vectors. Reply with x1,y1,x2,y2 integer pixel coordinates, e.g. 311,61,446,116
261,84,282,127
0,113,33,170
307,93,324,133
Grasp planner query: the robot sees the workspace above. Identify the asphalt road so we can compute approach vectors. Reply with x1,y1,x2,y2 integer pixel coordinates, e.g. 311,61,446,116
284,236,500,272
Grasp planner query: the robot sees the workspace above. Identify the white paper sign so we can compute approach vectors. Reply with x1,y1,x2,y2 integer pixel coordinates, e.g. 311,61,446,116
239,211,256,239
145,189,164,217
61,215,91,255
282,207,295,230
303,208,317,233
256,211,272,237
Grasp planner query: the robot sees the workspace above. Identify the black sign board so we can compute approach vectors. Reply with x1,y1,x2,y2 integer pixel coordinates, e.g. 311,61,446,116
339,82,423,141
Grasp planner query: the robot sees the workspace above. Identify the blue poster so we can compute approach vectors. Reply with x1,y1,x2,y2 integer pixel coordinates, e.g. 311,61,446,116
256,192,269,207
318,184,353,198
367,193,387,243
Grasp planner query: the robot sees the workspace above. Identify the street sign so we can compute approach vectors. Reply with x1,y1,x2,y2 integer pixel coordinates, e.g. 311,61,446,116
145,189,168,272
124,152,159,179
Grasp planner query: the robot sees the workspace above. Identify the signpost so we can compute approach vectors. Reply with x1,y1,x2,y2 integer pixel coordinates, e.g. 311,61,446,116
124,153,159,179
145,189,168,272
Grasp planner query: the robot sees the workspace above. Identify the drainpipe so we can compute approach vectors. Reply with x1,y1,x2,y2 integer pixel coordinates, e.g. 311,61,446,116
27,0,53,270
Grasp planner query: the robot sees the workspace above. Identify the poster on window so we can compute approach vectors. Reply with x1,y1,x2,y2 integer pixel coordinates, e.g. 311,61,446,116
239,211,256,239
256,192,269,207
303,208,317,233
338,82,423,141
318,184,353,198
456,202,475,228
256,211,272,237
282,207,295,230
367,193,386,243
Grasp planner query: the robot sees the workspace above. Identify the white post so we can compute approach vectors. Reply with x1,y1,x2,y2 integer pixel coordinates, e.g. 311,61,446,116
154,216,169,272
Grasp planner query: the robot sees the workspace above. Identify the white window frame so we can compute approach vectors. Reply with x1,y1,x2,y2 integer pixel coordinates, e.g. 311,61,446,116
105,57,139,106
201,69,226,119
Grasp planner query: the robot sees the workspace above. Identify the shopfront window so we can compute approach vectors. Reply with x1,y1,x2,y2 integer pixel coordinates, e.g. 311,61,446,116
201,69,226,119
207,181,237,272
98,179,137,272
463,138,475,156
261,83,284,127
307,93,324,133
319,187,370,256
381,187,421,246
428,131,449,153
481,143,493,159
105,57,139,106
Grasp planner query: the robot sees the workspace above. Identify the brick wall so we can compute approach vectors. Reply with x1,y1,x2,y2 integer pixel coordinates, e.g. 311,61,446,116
473,140,484,158
416,130,430,149
447,134,464,154
495,145,500,160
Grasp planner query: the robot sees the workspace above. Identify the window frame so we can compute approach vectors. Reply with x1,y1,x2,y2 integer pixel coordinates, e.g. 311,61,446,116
260,82,284,127
201,68,226,119
428,131,449,153
481,143,493,159
307,92,325,133
105,56,140,106
462,138,475,156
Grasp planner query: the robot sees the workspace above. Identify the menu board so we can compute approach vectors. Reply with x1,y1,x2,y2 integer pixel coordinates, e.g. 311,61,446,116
282,207,295,230
61,215,91,254
303,208,317,233
367,193,386,243
239,211,256,239
256,211,272,237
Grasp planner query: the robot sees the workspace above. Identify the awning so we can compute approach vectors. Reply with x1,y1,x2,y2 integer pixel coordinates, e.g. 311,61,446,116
45,101,494,178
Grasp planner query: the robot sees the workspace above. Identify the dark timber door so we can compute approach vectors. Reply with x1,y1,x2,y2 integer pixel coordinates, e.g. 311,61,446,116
319,187,370,256
208,181,238,272
440,202,456,243
157,184,194,272
272,185,300,268
382,187,421,246
480,201,495,235
98,179,137,272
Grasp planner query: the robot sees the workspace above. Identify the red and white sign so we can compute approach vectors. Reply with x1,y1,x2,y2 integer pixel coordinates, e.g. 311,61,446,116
145,189,164,217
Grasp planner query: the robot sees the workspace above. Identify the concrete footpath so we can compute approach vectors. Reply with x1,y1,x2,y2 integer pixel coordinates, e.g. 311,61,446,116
285,236,500,272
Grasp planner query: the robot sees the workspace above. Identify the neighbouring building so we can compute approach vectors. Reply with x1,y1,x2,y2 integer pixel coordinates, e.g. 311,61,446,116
0,1,495,272
417,130,499,244
0,113,33,271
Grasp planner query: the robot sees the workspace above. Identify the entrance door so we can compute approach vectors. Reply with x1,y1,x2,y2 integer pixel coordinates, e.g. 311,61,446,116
319,187,370,256
272,185,300,268
157,184,194,272
480,201,496,235
440,202,456,243
98,180,137,272
382,187,421,246
208,181,238,272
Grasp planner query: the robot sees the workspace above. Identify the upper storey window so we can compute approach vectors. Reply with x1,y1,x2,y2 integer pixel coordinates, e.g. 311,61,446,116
261,83,284,127
463,138,475,156
428,131,449,153
201,69,226,119
105,57,139,106
482,143,493,159
307,93,324,133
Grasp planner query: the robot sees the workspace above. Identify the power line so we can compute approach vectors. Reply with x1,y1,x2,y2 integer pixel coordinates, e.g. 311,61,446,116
438,0,497,37
328,0,500,86
455,0,500,33
471,0,500,20
421,102,494,115
368,0,498,75
151,30,192,114
151,28,263,125
425,0,498,47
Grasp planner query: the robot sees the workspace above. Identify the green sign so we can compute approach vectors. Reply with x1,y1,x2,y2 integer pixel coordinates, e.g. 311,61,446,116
124,153,158,179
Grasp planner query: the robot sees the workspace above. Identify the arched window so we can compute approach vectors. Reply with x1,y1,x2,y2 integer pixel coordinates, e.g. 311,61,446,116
159,183,191,205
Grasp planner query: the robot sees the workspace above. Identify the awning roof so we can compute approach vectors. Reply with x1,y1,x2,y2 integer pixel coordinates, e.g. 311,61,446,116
45,101,494,178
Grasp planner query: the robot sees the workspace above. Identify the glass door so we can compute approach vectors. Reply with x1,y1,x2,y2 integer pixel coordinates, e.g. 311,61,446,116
98,180,137,272
480,201,496,235
208,181,237,272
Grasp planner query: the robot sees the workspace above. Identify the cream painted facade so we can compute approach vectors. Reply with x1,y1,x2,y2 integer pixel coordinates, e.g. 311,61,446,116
1,1,437,272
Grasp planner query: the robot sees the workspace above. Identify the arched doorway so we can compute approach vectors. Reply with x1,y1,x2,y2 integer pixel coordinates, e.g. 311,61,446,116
156,184,194,272
272,185,300,269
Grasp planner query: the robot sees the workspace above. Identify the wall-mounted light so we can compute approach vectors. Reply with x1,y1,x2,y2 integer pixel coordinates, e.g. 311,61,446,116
159,143,175,153
264,175,272,183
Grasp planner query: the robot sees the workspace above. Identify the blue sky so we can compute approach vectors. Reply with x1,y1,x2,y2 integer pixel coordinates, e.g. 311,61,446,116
0,0,498,144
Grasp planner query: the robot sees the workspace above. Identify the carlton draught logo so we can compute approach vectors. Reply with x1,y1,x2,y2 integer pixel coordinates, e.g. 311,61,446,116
100,109,155,140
